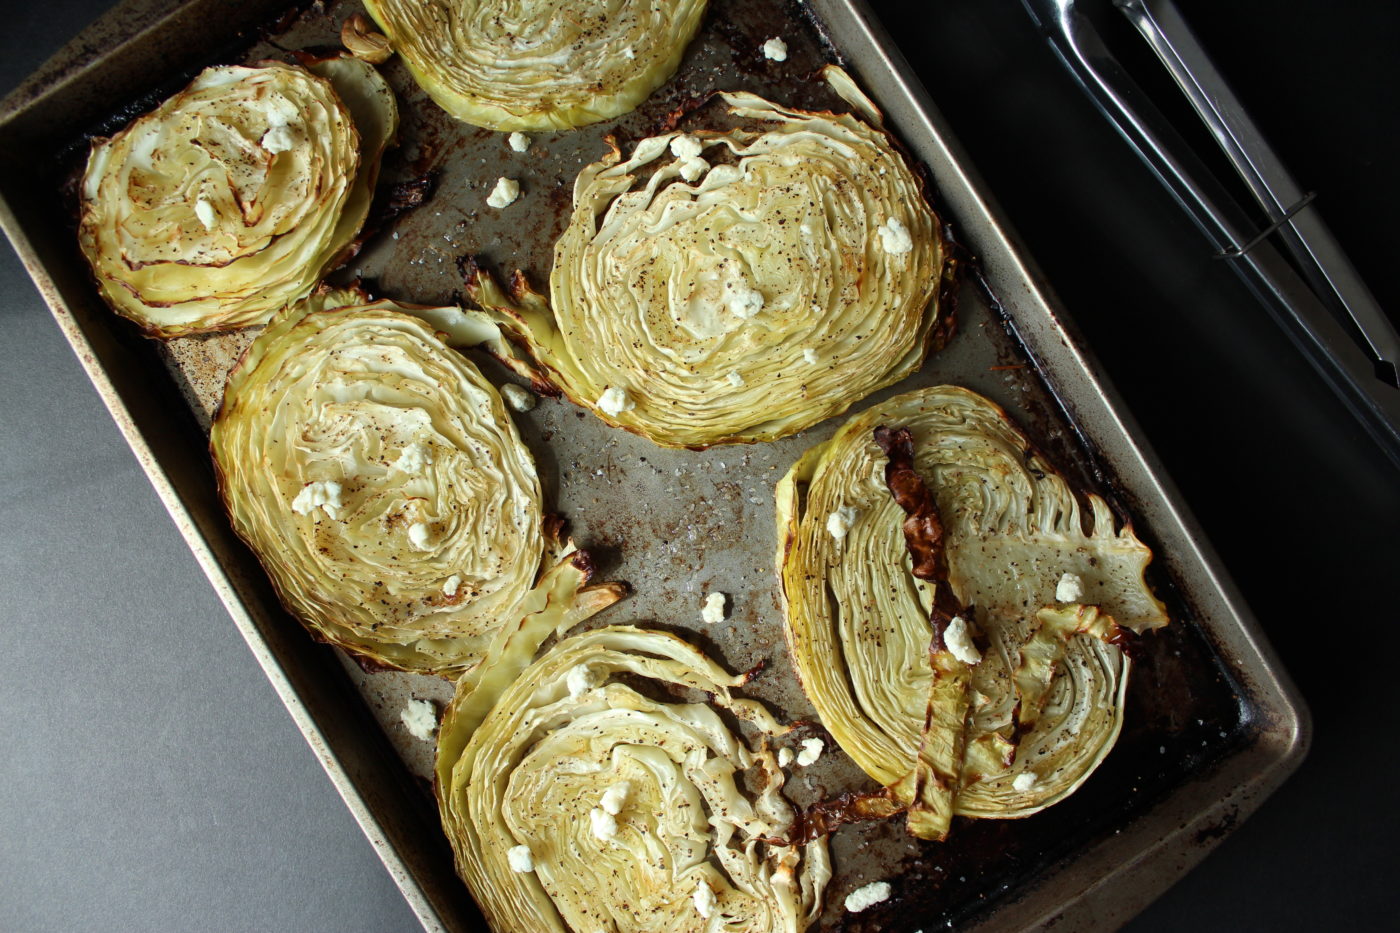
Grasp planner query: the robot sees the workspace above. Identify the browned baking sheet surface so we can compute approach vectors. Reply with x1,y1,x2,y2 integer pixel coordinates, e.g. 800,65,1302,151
34,1,1262,930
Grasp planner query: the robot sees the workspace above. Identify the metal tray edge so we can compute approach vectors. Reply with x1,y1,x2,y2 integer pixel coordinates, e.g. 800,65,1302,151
812,0,1310,927
0,192,452,933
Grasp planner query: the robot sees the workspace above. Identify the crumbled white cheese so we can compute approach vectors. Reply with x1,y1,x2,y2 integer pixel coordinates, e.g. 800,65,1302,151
878,217,914,255
693,881,716,919
600,781,630,816
597,386,635,417
194,197,217,230
727,371,745,387
1013,772,1038,793
701,591,727,624
507,131,530,152
261,122,296,154
723,274,765,319
778,746,795,767
671,134,704,162
507,844,534,873
500,382,536,412
442,574,462,597
408,522,433,551
944,615,982,665
670,136,708,181
401,698,437,741
622,46,636,60
795,737,824,767
589,807,618,841
678,157,708,182
762,37,789,62
803,348,819,364
1056,571,1085,603
291,480,343,519
826,505,859,540
844,880,892,913
486,176,521,209
567,664,598,698
393,441,432,474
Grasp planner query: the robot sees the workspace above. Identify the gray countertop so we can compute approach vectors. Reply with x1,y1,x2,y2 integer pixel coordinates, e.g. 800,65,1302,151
3,1,1396,931
0,3,420,930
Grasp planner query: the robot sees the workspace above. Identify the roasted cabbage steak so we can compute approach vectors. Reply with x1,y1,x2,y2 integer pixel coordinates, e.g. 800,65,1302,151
775,386,1167,837
436,625,831,932
466,72,951,448
78,58,395,337
211,288,623,677
363,0,707,130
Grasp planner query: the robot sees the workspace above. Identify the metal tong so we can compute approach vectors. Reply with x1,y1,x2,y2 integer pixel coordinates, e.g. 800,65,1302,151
1023,0,1400,467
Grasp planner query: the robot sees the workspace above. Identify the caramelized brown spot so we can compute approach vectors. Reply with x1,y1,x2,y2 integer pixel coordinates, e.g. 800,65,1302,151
568,548,597,583
873,424,964,643
1105,624,1140,659
767,789,905,846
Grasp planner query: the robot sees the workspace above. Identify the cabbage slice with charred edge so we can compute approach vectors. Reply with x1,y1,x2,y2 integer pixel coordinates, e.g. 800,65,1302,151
437,625,831,933
775,386,1167,836
363,0,707,131
465,72,951,448
78,58,396,337
211,288,624,677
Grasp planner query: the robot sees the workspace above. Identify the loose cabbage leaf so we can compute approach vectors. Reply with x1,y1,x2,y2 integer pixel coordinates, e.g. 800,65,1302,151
437,626,831,932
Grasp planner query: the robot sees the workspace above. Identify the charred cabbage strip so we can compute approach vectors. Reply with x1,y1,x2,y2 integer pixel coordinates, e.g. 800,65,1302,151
211,290,623,676
775,386,1167,829
466,74,949,448
363,0,707,130
78,58,396,337
437,626,831,933
873,425,970,841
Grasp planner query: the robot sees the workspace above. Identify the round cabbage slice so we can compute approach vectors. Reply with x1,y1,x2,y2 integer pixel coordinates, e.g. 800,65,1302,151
363,0,707,131
466,73,950,448
211,289,624,676
775,386,1168,836
437,625,831,933
78,58,396,337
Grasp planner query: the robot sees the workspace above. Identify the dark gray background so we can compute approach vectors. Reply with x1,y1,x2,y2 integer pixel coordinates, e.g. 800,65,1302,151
2,1,1396,931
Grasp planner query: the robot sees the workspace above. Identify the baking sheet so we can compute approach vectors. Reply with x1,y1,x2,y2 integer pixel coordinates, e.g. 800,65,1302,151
0,0,1308,930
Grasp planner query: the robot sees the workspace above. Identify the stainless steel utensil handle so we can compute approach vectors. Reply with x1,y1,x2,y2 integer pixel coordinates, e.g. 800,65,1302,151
1022,0,1400,467
1117,0,1400,387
